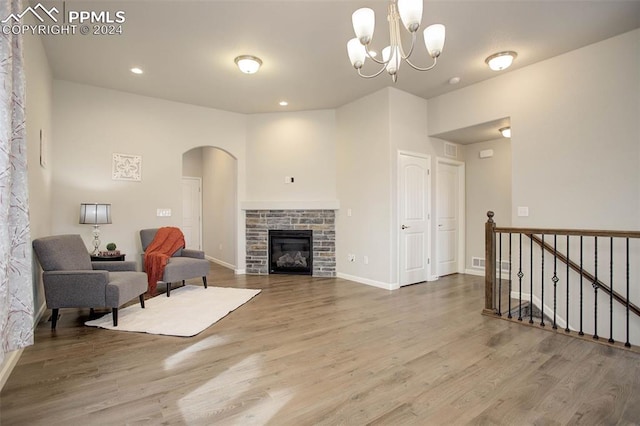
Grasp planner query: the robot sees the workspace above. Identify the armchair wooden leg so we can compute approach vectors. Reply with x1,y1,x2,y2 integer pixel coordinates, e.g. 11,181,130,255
202,276,207,289
139,294,145,308
112,308,118,327
51,308,59,330
167,282,171,297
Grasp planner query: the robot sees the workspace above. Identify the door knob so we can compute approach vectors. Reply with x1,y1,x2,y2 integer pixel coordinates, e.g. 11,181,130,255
401,225,410,229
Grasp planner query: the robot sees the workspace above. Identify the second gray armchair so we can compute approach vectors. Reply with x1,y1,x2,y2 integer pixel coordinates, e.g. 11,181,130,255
140,228,210,297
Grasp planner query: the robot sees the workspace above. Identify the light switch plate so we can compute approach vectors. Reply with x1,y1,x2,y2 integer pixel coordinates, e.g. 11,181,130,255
156,208,172,217
517,206,529,217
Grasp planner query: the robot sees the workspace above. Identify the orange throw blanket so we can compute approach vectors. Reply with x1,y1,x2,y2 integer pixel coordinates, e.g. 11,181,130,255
144,227,185,296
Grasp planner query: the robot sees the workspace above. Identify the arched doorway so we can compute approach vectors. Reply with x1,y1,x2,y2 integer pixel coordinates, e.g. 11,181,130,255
182,146,238,270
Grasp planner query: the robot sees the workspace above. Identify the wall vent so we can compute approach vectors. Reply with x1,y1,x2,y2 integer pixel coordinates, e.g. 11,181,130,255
444,142,458,158
472,257,485,268
471,257,511,271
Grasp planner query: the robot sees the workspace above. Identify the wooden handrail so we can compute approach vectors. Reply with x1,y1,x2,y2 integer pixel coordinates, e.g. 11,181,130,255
527,234,640,318
494,227,640,239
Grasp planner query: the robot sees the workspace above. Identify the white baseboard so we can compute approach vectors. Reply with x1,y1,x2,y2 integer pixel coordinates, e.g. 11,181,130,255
465,268,483,277
205,255,236,271
337,272,396,290
235,269,246,275
464,268,511,279
0,301,47,391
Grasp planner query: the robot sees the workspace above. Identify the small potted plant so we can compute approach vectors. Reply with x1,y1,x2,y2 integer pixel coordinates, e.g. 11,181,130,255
105,242,120,256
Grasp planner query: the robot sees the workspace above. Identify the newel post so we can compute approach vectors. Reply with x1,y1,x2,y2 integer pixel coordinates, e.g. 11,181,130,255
484,211,496,314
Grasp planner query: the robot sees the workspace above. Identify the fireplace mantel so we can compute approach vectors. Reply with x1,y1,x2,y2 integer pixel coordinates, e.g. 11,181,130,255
241,200,340,211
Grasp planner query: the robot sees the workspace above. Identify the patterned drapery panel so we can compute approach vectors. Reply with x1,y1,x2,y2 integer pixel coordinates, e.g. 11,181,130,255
0,0,34,365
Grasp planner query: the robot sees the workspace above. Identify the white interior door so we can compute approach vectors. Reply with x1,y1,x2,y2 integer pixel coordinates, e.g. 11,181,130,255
436,160,464,276
399,153,430,286
181,177,202,250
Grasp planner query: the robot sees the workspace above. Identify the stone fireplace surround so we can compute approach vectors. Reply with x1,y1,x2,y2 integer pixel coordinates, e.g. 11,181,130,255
245,209,336,277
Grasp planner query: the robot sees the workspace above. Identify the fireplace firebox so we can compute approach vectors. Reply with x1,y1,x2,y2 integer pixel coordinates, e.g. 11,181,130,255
268,230,312,275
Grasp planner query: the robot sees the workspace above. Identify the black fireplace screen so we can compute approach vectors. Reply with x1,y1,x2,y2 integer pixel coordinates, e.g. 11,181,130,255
268,230,312,275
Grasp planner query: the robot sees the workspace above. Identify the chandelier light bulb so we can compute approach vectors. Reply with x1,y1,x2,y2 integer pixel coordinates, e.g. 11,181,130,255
352,8,375,44
398,0,423,32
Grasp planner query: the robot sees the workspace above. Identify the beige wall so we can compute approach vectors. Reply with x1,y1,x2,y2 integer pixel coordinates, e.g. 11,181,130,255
245,110,337,203
52,81,247,269
462,138,512,272
202,147,237,267
428,29,640,231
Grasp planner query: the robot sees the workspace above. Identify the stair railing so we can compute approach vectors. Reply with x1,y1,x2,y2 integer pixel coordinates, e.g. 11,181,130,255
484,211,640,349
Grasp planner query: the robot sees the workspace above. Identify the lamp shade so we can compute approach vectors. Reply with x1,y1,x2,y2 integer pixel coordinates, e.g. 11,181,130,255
398,0,422,32
347,38,367,69
383,45,401,75
79,203,112,225
352,8,375,44
424,24,445,58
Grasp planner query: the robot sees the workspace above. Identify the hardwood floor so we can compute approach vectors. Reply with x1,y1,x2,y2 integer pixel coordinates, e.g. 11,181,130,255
1,264,639,425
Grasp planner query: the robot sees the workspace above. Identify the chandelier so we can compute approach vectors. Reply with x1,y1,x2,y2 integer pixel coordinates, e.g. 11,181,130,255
346,0,445,82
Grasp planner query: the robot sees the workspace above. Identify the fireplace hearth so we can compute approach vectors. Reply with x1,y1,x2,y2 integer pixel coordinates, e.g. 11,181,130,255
269,230,312,275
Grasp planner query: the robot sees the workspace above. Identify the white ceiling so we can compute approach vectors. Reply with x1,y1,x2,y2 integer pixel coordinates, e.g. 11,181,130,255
38,0,640,118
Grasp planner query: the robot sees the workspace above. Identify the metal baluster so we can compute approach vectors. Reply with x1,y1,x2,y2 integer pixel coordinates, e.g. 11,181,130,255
594,236,599,340
552,235,558,330
609,237,614,343
565,235,570,333
508,233,512,319
579,236,584,336
625,238,631,348
518,233,523,321
540,234,545,327
529,236,534,324
498,232,502,316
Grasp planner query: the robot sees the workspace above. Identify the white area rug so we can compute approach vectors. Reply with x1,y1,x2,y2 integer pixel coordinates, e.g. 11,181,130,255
85,286,261,337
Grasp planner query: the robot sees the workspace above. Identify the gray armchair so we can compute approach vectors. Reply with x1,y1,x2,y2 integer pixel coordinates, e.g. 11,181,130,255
33,234,147,329
140,228,209,297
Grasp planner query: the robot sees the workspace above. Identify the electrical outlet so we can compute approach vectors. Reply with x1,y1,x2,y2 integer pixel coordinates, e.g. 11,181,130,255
363,256,369,265
348,254,355,262
219,244,223,250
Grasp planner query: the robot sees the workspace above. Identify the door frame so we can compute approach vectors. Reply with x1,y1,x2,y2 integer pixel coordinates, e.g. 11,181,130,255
181,176,203,250
435,157,466,276
397,150,433,287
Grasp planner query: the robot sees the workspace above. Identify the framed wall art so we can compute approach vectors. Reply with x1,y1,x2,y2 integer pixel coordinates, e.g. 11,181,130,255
112,153,142,181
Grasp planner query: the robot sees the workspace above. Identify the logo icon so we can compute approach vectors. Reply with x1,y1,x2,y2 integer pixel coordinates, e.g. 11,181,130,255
2,3,59,24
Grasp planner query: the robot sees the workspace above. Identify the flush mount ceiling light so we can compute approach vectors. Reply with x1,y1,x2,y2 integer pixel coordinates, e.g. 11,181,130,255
499,127,511,138
346,0,446,83
234,55,262,74
485,51,517,71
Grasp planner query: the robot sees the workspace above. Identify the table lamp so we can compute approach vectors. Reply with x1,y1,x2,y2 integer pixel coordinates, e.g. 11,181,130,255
79,203,112,254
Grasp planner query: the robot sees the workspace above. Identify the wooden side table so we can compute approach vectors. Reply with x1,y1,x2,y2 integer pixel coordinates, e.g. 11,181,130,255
91,254,126,261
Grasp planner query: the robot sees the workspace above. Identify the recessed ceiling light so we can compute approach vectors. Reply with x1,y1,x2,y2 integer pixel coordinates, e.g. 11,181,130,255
499,127,511,138
279,101,288,107
130,67,143,75
448,76,461,85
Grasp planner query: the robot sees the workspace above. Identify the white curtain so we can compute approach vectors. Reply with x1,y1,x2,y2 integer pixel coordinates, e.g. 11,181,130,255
0,0,34,365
